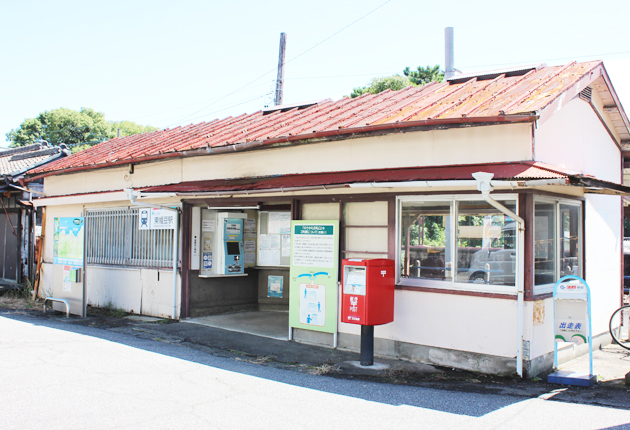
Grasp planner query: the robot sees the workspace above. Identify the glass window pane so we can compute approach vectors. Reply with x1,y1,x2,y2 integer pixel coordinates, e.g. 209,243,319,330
400,201,452,281
559,204,580,278
534,201,556,285
457,200,516,286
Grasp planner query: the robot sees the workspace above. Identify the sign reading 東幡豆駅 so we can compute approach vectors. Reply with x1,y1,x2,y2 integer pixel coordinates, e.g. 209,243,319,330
138,208,176,230
289,221,339,334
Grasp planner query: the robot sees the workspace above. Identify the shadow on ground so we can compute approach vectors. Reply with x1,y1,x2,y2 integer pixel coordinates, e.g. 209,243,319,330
2,307,630,416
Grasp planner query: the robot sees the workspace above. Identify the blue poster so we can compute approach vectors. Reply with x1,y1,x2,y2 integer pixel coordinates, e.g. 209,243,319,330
53,217,84,265
267,275,283,298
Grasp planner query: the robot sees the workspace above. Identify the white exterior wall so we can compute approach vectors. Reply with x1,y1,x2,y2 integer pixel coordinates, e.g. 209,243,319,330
535,97,621,182
43,123,533,197
339,291,518,358
584,194,623,334
88,266,181,319
40,202,182,319
531,96,623,362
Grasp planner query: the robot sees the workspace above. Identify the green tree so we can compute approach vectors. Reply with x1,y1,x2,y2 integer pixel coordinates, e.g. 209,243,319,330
110,120,158,138
350,74,414,98
403,64,444,85
6,107,157,150
350,64,444,99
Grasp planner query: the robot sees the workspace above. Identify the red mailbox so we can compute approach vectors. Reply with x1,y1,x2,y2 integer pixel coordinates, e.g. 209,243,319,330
341,258,395,326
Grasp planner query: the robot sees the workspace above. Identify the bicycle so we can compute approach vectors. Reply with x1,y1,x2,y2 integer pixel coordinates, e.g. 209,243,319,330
609,304,630,350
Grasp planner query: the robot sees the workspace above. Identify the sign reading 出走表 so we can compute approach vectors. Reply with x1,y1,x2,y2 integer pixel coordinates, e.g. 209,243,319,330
554,280,589,344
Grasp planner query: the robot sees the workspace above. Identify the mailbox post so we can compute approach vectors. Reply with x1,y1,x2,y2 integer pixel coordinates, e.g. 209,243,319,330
341,259,395,366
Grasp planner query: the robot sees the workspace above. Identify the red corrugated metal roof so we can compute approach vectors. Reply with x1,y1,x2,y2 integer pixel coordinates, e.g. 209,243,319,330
32,61,607,176
139,161,573,194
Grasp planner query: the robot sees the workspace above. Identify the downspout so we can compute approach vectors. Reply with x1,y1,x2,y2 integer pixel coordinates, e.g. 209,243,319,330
472,172,525,378
125,188,180,320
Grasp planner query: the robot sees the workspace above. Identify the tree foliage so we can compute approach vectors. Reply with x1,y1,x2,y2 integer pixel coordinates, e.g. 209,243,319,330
350,64,444,98
5,107,157,150
350,75,413,98
403,64,444,86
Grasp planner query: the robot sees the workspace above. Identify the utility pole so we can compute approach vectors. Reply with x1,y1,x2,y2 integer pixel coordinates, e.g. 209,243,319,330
274,32,286,106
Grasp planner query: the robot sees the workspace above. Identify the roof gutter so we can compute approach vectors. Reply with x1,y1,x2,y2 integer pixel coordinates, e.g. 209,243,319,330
131,178,569,199
26,114,537,183
349,178,568,189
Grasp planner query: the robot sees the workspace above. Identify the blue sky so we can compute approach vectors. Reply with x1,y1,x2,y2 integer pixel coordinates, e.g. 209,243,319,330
1,0,629,146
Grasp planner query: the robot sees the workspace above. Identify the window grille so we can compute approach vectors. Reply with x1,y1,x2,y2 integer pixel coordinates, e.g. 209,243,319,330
85,208,174,268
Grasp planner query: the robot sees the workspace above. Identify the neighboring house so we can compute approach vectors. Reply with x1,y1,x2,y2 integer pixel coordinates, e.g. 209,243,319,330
28,60,630,377
0,142,69,287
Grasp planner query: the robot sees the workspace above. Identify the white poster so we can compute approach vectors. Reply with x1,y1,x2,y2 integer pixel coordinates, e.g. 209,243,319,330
299,282,325,326
260,234,271,250
268,212,291,234
245,218,256,232
292,225,335,268
244,240,256,252
269,235,281,250
202,220,215,232
281,234,291,257
259,249,281,266
245,252,256,265
63,265,72,292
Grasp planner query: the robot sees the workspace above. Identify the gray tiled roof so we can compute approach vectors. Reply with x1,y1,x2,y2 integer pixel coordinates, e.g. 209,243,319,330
0,143,68,177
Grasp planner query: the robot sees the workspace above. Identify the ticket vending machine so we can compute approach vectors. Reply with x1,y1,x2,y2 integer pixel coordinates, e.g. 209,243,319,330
341,258,395,365
199,211,246,277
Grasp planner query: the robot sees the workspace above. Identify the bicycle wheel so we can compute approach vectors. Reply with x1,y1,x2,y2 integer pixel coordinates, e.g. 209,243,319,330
609,305,630,350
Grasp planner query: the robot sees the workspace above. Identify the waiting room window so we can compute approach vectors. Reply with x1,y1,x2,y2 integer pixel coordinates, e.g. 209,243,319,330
398,196,517,292
457,201,516,286
534,198,582,293
399,200,452,282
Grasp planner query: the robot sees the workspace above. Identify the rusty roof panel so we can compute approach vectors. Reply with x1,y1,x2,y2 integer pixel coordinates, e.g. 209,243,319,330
31,60,626,176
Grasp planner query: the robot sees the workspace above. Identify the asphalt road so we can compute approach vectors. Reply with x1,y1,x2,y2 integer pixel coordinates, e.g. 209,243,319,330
1,312,629,430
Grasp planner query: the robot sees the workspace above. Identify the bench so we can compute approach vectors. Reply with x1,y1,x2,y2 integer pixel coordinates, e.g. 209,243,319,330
43,297,70,318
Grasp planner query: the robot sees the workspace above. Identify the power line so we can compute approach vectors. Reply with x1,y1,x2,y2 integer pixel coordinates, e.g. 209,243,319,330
459,50,630,71
286,72,395,80
167,0,393,127
162,92,272,125
133,80,274,122
168,94,266,126
282,0,393,66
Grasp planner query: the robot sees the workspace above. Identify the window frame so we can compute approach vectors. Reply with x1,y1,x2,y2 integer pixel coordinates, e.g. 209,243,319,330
396,194,519,294
85,207,178,269
532,196,583,295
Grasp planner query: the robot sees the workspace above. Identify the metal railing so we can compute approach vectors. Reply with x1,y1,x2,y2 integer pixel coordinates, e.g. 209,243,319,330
85,208,174,268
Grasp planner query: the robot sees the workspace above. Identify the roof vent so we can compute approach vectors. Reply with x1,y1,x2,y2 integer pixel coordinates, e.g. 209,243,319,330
447,63,546,84
579,87,592,102
262,99,329,115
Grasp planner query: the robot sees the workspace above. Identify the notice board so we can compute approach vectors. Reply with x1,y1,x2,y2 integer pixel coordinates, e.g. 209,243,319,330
289,220,339,333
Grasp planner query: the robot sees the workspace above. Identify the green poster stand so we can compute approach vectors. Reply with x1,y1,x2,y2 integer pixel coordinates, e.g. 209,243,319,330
289,221,339,340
